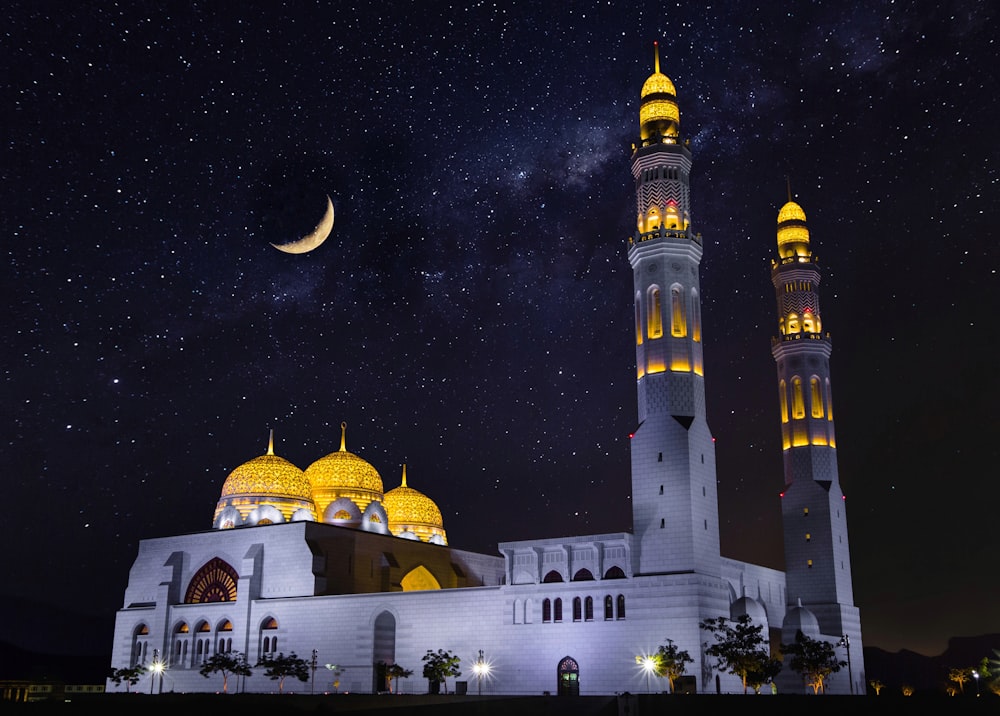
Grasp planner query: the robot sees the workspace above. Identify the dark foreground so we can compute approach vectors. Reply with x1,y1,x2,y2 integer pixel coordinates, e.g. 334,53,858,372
7,692,999,715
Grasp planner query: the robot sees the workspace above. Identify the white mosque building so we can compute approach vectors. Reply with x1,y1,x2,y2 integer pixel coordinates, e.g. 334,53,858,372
107,44,865,697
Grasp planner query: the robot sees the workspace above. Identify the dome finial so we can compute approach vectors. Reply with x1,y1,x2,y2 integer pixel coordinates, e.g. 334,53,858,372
267,428,275,456
340,422,347,452
786,175,793,203
653,40,660,75
401,463,408,488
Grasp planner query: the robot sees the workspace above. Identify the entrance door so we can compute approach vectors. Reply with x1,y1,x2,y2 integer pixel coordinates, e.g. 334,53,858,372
372,611,396,693
557,656,580,696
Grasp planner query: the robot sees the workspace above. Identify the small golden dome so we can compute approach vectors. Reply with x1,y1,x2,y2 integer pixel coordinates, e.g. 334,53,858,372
384,464,446,543
641,71,676,99
305,423,384,494
777,201,807,224
219,434,312,500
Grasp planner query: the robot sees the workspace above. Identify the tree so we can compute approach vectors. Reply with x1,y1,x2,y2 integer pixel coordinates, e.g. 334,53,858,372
635,639,694,693
199,651,252,693
383,662,414,693
257,652,311,693
948,666,973,694
745,654,784,695
700,614,778,694
108,665,146,693
422,649,461,694
869,678,885,695
781,631,845,694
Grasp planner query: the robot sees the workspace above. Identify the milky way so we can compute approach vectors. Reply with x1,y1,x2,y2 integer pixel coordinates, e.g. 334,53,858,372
3,1,997,657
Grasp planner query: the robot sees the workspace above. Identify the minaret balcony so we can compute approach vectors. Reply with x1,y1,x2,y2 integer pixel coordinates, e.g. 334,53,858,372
630,227,701,246
772,255,820,268
771,332,831,346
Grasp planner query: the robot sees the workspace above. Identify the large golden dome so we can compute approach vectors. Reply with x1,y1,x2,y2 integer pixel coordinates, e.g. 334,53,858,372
219,432,312,500
307,423,384,516
213,431,317,528
384,464,447,545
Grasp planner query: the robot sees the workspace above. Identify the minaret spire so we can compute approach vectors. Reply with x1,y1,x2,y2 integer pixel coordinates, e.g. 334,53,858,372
339,422,347,452
654,40,660,74
267,428,275,455
401,463,408,487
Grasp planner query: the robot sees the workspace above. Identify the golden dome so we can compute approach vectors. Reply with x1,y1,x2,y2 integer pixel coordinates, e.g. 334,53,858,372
384,464,446,544
306,423,384,493
307,423,384,517
219,433,312,500
777,201,807,224
213,430,317,528
777,199,811,259
641,71,676,99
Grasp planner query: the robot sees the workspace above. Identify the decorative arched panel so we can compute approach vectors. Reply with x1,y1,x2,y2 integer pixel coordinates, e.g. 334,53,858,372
400,565,441,591
184,557,238,604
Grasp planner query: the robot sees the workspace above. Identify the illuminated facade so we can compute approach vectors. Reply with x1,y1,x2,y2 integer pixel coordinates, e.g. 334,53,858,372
108,45,864,697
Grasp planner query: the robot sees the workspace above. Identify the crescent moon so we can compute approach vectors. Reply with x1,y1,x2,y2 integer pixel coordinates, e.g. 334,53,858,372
270,195,334,254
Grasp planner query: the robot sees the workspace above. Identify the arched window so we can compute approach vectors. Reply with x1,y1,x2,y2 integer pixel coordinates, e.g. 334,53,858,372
779,380,788,423
543,570,564,583
543,598,552,623
584,596,594,621
647,286,663,339
260,617,278,660
670,285,686,337
810,377,824,418
792,377,805,419
635,295,643,345
554,598,563,622
787,313,800,334
573,597,582,621
691,289,701,342
603,565,626,579
572,568,594,581
513,598,522,624
616,594,626,619
604,595,614,621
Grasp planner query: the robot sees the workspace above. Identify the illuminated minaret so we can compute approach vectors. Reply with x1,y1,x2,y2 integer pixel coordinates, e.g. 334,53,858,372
628,43,720,576
771,195,864,692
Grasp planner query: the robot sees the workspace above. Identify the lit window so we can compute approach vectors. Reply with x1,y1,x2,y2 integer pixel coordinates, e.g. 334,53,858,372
810,377,824,418
670,285,686,337
792,377,805,419
648,286,663,338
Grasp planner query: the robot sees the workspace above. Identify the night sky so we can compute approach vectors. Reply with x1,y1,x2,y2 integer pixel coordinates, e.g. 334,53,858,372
4,1,998,659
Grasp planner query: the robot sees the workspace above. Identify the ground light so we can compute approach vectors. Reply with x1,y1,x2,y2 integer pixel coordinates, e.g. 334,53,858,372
471,650,491,695
149,649,166,694
640,656,657,693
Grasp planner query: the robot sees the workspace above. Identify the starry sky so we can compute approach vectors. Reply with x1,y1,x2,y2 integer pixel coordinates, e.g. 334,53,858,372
3,1,998,659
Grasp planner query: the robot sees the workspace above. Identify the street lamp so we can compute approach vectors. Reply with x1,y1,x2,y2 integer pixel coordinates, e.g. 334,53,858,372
149,649,165,694
973,669,980,697
471,650,491,695
640,656,656,694
838,634,853,695
310,649,318,694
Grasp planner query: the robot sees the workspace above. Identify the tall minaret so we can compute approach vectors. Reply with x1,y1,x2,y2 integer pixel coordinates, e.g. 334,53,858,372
771,195,864,693
628,43,721,577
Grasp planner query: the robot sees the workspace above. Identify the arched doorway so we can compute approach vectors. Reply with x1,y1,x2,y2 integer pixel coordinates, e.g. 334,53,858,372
372,611,396,693
557,656,579,696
